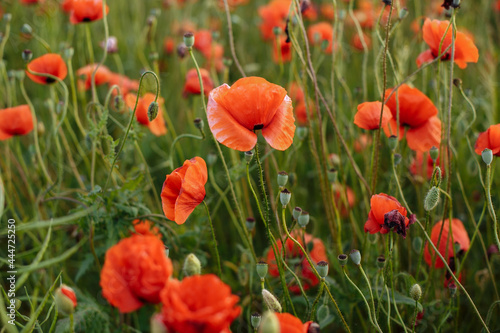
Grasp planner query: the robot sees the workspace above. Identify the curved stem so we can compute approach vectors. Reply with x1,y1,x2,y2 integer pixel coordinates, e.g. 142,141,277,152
485,165,500,251
222,0,246,77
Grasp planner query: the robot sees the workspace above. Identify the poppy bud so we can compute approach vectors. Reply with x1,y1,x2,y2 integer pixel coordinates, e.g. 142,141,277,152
338,254,348,266
147,101,159,121
409,284,422,301
424,186,440,211
150,8,161,17
262,289,282,313
377,255,386,269
21,24,33,36
317,261,329,278
338,9,347,20
308,322,320,333
38,122,46,136
183,253,201,276
245,150,254,163
388,135,398,150
256,261,268,280
22,49,33,63
429,146,439,162
251,313,262,330
194,118,204,130
293,207,302,220
297,126,308,140
272,26,281,36
114,95,124,111
328,168,338,183
3,14,12,22
399,7,408,20
482,149,493,165
246,217,256,231
277,171,288,187
453,78,462,88
54,285,77,316
64,47,74,59
100,36,118,54
280,188,291,207
206,152,217,166
298,211,310,228
151,313,168,333
183,32,195,49
349,249,361,265
259,311,279,333
448,282,457,297
393,153,402,166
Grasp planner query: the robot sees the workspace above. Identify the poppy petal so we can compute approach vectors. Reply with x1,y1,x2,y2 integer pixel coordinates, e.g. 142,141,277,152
161,172,184,221
354,101,392,130
406,116,441,152
174,158,207,224
261,95,295,150
416,49,435,67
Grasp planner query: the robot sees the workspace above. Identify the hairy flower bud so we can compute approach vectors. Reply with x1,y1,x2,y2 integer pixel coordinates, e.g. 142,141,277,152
262,289,282,313
424,186,440,211
183,253,201,276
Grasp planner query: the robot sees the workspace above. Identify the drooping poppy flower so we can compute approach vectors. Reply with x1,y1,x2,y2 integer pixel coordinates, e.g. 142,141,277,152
474,124,500,156
424,218,470,268
183,68,214,97
160,274,241,333
132,219,162,239
207,77,295,151
354,133,372,152
100,234,173,313
26,54,67,85
351,32,372,51
273,36,292,63
108,73,139,96
275,313,313,333
383,84,441,152
161,157,207,224
354,101,392,130
69,0,109,24
416,18,479,69
259,0,291,40
332,184,355,217
308,22,335,54
76,64,112,91
125,93,167,136
267,231,328,294
0,105,34,141
364,193,415,238
288,82,313,125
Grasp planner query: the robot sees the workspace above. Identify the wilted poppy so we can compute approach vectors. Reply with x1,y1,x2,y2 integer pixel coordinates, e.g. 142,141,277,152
69,0,109,24
288,82,313,125
0,105,34,141
275,313,313,333
308,22,335,54
207,77,295,151
160,274,241,333
125,93,167,136
383,84,441,152
161,157,207,224
259,0,291,40
354,101,392,130
364,193,415,238
267,231,328,294
76,64,112,91
26,54,67,85
424,218,470,268
416,18,479,69
183,68,214,97
474,124,500,156
100,234,173,313
108,73,139,96
132,219,162,239
273,36,292,63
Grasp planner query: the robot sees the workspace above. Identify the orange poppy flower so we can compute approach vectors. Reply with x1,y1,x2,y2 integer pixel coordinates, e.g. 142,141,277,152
107,73,139,96
273,36,292,63
424,218,470,268
275,313,313,333
161,157,207,224
332,184,356,217
0,105,34,141
76,64,112,91
194,30,213,56
132,219,162,239
61,0,73,12
207,77,295,151
351,32,372,51
416,18,479,69
474,123,500,156
183,68,214,97
288,82,313,125
259,0,291,40
100,234,173,313
164,37,175,54
267,231,328,294
383,84,441,152
125,93,167,136
160,274,241,333
302,2,318,20
26,54,67,85
349,1,389,29
69,0,109,24
354,101,392,130
308,22,335,54
364,193,415,238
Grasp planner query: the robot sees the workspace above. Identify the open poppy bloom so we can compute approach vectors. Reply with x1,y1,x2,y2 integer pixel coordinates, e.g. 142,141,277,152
76,64,112,91
132,219,162,239
416,18,479,69
108,73,139,96
69,0,109,24
364,193,415,238
354,101,392,130
266,231,328,294
161,157,207,225
308,22,335,54
474,124,500,156
0,105,34,140
258,0,291,40
275,313,314,333
207,77,295,151
383,84,441,152
61,0,73,12
125,93,167,136
273,36,292,63
100,234,173,313
183,68,214,97
26,54,67,85
424,218,470,268
160,274,241,333
288,82,313,125
194,30,213,56
351,32,372,51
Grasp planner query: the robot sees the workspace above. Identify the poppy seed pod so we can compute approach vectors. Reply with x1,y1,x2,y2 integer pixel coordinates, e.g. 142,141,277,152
183,32,195,49
183,253,201,276
165,246,169,258
430,146,439,162
256,261,268,280
245,150,254,163
298,211,310,228
272,26,281,36
147,101,159,122
394,153,402,166
482,148,493,165
22,49,32,62
251,313,262,330
293,207,302,220
328,168,338,183
349,249,361,265
262,289,282,313
246,217,256,231
277,171,288,187
194,118,204,130
449,282,457,297
377,255,386,269
338,254,348,266
316,261,329,278
3,14,12,22
259,311,279,333
409,284,422,301
206,152,217,166
308,322,320,333
424,186,440,211
280,188,291,207
388,135,398,150
55,285,77,316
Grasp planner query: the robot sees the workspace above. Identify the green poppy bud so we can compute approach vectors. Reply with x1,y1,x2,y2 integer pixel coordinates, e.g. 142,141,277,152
409,284,422,301
424,186,440,211
147,101,159,121
277,171,288,187
183,253,201,276
482,148,493,165
262,289,282,313
349,249,361,265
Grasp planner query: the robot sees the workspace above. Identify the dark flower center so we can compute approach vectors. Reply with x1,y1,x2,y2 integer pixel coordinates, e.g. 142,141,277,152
253,123,264,130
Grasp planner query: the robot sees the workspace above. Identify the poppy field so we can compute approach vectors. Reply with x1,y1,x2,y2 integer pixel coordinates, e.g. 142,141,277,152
1,0,500,332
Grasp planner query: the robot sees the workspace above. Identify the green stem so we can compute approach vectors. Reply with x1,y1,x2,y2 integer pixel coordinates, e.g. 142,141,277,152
203,201,222,278
485,165,500,251
359,265,381,332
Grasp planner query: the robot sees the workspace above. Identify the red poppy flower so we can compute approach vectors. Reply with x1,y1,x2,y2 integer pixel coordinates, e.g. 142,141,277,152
288,82,313,125
132,219,162,239
273,36,292,63
349,1,390,29
351,32,372,51
424,218,470,268
26,54,67,85
194,30,213,56
267,232,328,294
0,105,34,141
332,184,355,217
474,124,500,156
354,101,392,130
301,2,317,21
275,313,312,333
496,0,500,11
160,274,241,333
76,64,112,91
61,0,73,12
364,193,414,237
207,77,295,151
164,37,175,54
125,93,167,136
383,84,441,152
108,73,139,96
259,0,291,40
308,22,335,54
320,4,335,20
161,157,207,225
100,234,173,313
183,68,214,97
416,18,479,69
69,0,109,24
